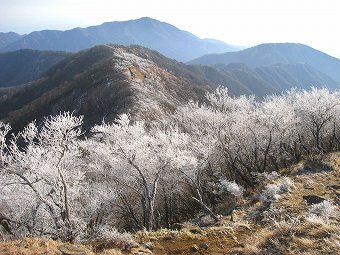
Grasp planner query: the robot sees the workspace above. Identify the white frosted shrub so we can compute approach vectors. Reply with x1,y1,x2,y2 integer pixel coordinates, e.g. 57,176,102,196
260,177,294,204
214,179,244,197
278,177,294,192
222,180,244,197
260,184,281,203
271,215,301,235
309,201,338,218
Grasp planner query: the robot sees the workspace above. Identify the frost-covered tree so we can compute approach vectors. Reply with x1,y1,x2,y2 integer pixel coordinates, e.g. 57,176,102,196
174,87,257,186
287,87,340,152
174,86,339,187
1,86,338,238
243,94,298,173
0,122,11,168
172,98,224,219
0,113,106,241
90,114,196,230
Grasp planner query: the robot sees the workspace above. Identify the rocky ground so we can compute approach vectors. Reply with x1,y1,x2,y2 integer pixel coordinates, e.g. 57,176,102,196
0,152,339,255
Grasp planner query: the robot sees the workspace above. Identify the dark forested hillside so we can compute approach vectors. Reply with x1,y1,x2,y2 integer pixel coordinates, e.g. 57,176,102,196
1,44,338,131
188,62,338,97
0,49,70,87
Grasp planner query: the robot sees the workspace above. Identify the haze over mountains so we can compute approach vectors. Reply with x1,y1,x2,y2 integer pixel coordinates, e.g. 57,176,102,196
0,17,240,62
0,32,23,49
189,43,340,83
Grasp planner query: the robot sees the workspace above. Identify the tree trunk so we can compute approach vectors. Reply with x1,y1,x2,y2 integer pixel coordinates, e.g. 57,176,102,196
192,197,219,222
146,197,155,231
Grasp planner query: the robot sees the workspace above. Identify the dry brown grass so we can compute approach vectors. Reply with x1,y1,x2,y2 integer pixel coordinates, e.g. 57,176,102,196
232,217,339,255
0,238,129,255
0,238,93,255
230,152,340,255
128,65,145,81
132,219,257,255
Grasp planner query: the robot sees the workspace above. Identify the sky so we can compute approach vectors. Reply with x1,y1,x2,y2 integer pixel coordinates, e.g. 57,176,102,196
1,0,339,58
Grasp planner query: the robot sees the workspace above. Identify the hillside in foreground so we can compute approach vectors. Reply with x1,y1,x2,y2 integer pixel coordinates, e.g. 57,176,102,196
0,153,338,255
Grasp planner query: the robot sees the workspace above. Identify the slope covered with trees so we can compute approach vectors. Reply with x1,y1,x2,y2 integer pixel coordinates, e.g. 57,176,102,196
0,49,70,88
0,45,212,133
188,62,338,97
1,87,339,243
1,44,337,133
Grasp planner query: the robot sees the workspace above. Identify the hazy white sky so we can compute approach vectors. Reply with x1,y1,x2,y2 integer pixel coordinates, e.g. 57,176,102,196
1,0,339,57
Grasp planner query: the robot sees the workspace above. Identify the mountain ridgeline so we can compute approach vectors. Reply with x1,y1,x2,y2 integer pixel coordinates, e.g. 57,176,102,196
0,45,213,132
0,32,22,49
0,17,239,62
1,19,340,255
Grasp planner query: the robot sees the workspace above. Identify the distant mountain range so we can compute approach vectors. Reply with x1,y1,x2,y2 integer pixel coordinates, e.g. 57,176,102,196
0,17,240,62
189,43,340,83
0,32,22,48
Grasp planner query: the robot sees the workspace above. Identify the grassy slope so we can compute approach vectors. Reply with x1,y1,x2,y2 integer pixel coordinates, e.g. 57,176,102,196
0,153,339,255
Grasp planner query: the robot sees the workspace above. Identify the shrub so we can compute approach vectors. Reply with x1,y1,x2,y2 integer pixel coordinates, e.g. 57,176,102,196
213,179,244,197
93,225,137,248
309,201,338,219
260,177,294,205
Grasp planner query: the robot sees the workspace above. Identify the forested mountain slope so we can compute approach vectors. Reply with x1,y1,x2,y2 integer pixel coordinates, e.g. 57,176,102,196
0,49,70,87
0,44,212,132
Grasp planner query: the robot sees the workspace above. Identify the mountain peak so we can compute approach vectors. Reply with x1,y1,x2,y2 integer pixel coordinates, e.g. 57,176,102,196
135,16,159,22
0,18,240,62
